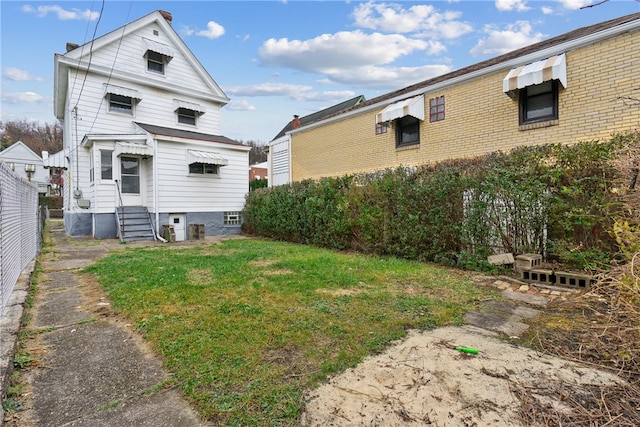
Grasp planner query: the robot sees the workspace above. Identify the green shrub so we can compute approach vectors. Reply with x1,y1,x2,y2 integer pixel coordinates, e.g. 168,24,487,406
243,132,637,271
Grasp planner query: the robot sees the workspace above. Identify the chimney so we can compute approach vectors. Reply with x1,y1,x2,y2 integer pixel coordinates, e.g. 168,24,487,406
66,42,79,52
159,10,172,25
291,115,301,129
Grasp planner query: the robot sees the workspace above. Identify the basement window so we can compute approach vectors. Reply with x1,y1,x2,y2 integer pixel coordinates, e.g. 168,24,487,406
224,211,242,226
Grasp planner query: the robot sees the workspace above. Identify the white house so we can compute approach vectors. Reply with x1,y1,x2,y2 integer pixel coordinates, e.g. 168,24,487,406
53,10,250,241
0,141,50,194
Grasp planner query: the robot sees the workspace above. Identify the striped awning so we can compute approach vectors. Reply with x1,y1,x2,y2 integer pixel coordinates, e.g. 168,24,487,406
105,84,142,100
173,99,206,114
503,54,567,95
376,95,425,124
143,38,174,60
187,150,228,166
115,141,153,157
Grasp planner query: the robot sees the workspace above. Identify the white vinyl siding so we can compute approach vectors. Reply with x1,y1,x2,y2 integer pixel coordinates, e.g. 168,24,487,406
155,140,248,212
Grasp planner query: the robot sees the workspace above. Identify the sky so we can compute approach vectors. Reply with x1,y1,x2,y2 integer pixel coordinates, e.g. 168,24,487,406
1,0,639,144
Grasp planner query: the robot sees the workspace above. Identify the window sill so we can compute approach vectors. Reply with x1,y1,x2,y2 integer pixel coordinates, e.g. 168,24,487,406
395,143,420,152
519,119,559,131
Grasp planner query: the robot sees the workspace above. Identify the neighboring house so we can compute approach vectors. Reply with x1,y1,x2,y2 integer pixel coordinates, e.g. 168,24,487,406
287,13,640,182
268,95,365,186
53,10,250,241
0,141,50,194
249,161,268,181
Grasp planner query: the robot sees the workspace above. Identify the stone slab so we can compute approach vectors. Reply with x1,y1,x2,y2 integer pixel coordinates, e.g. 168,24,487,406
482,300,541,319
464,311,530,337
502,290,550,307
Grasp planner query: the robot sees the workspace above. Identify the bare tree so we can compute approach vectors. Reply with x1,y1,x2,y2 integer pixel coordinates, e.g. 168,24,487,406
0,120,63,154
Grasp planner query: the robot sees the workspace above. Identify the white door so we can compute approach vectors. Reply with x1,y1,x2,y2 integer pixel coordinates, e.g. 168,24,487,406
120,156,143,206
169,213,186,241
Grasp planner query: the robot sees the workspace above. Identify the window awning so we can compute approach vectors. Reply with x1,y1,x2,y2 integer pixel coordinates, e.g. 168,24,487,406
503,53,567,94
142,38,174,60
105,84,141,100
187,150,228,166
115,141,153,157
43,150,68,169
173,99,206,114
376,95,425,124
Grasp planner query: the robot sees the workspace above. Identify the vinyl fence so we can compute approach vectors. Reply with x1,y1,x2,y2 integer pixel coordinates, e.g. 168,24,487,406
0,161,40,315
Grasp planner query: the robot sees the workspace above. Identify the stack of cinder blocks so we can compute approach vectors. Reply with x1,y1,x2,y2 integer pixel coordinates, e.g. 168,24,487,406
515,253,594,289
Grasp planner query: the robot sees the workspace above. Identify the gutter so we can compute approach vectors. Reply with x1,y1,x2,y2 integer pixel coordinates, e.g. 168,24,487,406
288,17,640,135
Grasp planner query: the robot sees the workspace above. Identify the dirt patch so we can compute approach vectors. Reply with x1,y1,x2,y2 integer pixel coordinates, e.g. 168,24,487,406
301,325,626,426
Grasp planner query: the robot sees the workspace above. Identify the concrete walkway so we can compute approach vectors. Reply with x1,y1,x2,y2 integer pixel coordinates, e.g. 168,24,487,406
2,221,210,426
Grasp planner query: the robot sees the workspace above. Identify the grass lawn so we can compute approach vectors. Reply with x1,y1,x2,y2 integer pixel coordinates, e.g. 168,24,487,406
84,238,495,425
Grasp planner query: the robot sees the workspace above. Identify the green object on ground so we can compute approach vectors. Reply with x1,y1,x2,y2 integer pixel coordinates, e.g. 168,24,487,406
455,346,479,354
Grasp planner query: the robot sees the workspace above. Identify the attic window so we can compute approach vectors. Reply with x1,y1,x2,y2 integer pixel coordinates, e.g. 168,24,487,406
142,38,173,74
147,51,166,74
177,108,197,125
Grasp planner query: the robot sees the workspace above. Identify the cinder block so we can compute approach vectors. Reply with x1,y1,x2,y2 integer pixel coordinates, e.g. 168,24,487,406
488,253,514,265
515,254,542,271
189,224,205,240
520,268,555,284
555,271,593,289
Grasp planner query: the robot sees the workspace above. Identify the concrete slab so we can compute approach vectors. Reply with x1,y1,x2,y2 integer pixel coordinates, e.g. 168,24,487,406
502,289,550,307
482,300,541,319
32,288,93,328
29,321,170,425
464,311,530,337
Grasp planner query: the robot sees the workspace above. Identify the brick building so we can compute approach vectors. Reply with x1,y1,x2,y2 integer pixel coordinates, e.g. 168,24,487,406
287,13,640,182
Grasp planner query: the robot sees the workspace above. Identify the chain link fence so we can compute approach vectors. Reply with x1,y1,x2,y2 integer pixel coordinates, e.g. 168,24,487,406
0,161,40,315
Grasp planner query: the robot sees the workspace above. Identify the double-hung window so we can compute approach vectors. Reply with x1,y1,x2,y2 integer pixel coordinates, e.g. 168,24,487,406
108,94,133,115
519,80,558,125
146,51,166,74
177,108,197,125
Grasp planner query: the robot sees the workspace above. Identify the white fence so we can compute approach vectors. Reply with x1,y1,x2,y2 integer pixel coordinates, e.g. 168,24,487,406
0,161,39,315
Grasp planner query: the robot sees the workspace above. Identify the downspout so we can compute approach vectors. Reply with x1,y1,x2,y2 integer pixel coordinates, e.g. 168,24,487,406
151,135,166,242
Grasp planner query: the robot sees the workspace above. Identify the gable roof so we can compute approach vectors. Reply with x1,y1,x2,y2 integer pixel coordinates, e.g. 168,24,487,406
271,95,366,141
54,10,228,119
134,122,249,149
0,141,43,162
298,12,640,131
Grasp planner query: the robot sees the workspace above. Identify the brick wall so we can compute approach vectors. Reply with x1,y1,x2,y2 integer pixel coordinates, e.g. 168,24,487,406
291,30,640,181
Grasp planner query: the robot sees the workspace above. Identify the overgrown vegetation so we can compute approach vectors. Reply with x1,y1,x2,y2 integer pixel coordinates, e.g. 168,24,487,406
245,133,636,272
84,239,494,425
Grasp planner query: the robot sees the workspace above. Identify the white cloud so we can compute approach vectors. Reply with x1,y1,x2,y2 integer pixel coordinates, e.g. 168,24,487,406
197,21,225,39
3,67,43,82
2,91,48,104
226,83,313,97
260,31,427,73
541,6,554,14
325,64,452,89
22,4,99,21
352,2,472,39
226,99,256,111
470,21,545,56
558,0,595,9
290,90,357,102
495,0,530,12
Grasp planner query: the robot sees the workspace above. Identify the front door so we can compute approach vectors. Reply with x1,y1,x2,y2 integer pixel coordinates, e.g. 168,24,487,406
120,156,142,205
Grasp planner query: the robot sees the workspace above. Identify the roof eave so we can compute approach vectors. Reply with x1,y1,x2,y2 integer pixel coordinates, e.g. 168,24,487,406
291,14,640,135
